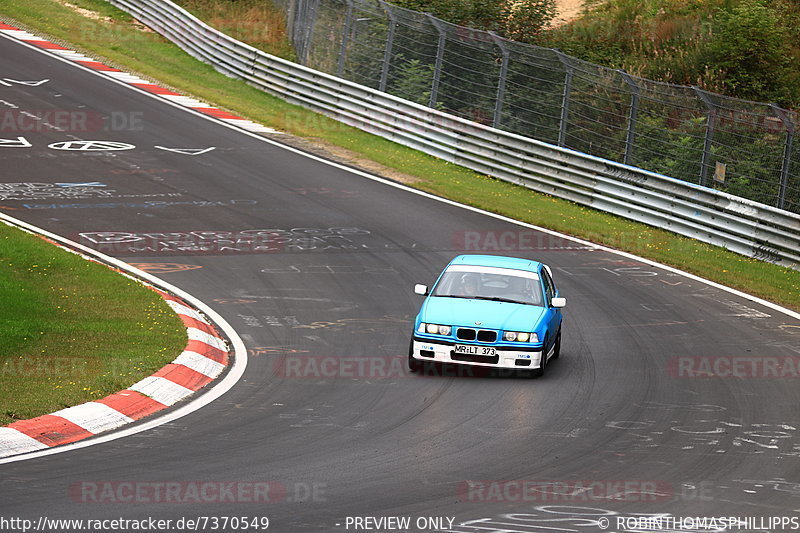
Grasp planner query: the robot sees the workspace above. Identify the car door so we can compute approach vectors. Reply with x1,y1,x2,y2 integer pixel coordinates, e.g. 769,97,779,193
539,265,562,353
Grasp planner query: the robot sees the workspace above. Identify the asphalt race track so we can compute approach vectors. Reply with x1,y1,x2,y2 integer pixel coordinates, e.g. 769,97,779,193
2,34,800,533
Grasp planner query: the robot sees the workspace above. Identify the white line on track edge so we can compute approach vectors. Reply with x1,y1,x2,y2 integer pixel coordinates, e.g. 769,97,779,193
0,27,796,462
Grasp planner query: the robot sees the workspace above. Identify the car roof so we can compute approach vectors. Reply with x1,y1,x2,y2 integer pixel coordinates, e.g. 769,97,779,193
448,254,542,273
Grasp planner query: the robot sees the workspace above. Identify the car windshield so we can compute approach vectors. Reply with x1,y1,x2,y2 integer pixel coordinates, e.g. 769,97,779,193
432,265,543,306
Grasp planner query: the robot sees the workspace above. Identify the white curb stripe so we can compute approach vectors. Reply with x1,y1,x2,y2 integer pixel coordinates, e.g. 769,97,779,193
246,125,281,133
0,428,49,457
165,300,208,323
222,119,280,133
52,403,134,435
159,94,209,107
188,327,227,352
51,51,95,61
104,71,150,84
0,30,39,39
129,376,194,406
173,351,226,378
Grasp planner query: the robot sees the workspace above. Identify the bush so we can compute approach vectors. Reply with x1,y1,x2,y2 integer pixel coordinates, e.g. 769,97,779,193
391,0,556,41
703,0,797,106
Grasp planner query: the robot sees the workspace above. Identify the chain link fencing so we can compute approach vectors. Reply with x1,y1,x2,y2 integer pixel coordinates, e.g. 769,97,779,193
272,0,799,214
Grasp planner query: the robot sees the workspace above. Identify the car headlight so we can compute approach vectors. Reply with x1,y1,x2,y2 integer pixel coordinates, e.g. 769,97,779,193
419,323,451,336
503,331,537,342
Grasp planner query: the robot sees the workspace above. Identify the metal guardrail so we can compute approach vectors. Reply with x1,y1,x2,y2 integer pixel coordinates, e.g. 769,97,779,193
108,0,800,269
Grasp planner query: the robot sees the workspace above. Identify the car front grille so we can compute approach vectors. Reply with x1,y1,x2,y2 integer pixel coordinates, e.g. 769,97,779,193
456,328,476,341
456,328,497,343
477,330,497,342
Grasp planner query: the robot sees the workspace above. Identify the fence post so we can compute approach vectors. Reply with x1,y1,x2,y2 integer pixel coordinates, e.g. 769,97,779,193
290,0,305,61
427,14,446,109
489,32,510,130
378,1,397,93
693,86,716,188
617,69,639,166
297,0,310,64
285,0,297,44
554,50,573,149
336,0,354,77
771,104,795,210
299,0,320,66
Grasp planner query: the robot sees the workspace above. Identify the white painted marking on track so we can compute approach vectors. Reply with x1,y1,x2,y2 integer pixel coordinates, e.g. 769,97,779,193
693,294,772,318
55,182,105,188
0,136,31,148
2,78,48,86
154,145,215,156
48,140,135,151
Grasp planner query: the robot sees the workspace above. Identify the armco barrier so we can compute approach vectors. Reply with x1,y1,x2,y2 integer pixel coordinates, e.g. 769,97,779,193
109,0,800,269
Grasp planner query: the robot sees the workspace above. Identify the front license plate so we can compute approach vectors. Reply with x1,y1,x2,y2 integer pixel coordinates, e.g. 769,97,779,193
454,345,496,356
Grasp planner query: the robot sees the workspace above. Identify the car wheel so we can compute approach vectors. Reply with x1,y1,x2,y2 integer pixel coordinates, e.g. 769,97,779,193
408,340,422,373
552,329,562,360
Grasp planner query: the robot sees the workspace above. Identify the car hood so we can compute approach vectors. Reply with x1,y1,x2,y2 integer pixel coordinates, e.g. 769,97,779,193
420,296,546,332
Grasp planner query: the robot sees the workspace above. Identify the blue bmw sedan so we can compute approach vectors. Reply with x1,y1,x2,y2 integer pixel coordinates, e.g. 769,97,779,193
410,255,566,377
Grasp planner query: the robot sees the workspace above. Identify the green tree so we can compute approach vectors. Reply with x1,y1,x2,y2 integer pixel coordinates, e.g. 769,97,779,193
391,0,504,29
387,56,436,106
704,0,795,105
391,0,556,41
501,0,557,43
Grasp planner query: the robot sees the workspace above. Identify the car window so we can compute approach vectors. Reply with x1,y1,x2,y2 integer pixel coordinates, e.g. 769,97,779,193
432,267,543,306
540,266,556,301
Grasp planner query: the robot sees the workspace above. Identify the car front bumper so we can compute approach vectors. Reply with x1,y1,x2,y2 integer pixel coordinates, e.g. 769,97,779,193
411,337,543,370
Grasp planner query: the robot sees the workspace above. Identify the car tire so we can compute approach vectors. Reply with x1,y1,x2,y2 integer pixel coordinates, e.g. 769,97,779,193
552,329,562,360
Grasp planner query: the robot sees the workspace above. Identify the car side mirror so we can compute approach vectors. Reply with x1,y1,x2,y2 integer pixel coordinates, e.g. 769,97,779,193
414,284,428,296
551,297,566,308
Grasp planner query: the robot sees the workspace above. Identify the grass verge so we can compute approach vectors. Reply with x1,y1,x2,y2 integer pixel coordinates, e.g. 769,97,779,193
1,0,798,311
0,222,186,426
